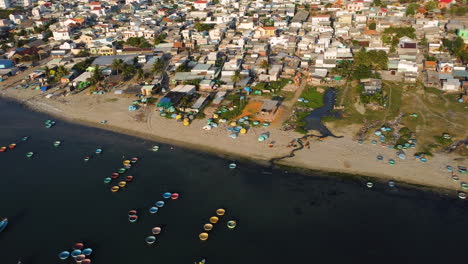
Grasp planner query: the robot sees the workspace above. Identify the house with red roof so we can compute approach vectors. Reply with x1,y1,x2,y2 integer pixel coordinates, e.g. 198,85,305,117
438,0,455,9
194,0,208,10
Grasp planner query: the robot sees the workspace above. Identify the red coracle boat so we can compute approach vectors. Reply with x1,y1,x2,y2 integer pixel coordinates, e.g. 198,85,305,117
128,210,137,216
125,176,134,182
9,143,16,149
0,147,6,152
111,173,119,179
73,242,84,250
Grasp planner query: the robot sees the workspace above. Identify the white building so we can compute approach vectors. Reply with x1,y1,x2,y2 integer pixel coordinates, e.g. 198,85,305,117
52,29,72,41
0,0,10,9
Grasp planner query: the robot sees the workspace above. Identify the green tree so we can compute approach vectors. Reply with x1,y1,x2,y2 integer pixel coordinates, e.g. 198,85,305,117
136,68,145,81
424,1,437,11
88,65,103,85
56,65,70,79
231,70,242,83
405,3,419,16
76,50,89,57
260,60,270,74
194,22,215,32
152,58,165,74
369,22,376,30
111,59,124,75
175,63,190,72
122,64,135,79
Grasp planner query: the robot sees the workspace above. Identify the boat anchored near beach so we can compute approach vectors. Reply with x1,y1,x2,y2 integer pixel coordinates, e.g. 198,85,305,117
0,218,8,232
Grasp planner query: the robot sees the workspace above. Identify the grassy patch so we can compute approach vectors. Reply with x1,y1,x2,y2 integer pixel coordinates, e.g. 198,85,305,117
294,111,310,134
216,94,247,120
105,98,119,103
297,86,325,108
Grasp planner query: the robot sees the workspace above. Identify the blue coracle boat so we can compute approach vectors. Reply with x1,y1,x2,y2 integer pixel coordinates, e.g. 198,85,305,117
0,218,8,232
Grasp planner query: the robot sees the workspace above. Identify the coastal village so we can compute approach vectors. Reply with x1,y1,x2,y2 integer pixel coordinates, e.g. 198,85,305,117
0,0,467,193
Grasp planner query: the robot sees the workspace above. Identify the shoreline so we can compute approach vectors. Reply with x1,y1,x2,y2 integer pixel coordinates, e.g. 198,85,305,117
1,87,467,194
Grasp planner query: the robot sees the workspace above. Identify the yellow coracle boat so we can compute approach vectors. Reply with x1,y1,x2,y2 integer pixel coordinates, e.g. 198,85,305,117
203,223,213,231
118,181,127,187
216,209,225,216
199,232,209,241
209,216,219,224
123,160,131,165
111,186,119,192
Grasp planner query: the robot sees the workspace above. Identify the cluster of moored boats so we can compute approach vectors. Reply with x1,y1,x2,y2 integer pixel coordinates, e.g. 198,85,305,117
44,119,56,128
126,192,180,245
58,242,93,264
199,208,236,241
106,158,138,192
0,136,34,158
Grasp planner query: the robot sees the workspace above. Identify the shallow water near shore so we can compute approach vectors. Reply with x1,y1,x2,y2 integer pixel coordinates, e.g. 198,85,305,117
1,98,468,264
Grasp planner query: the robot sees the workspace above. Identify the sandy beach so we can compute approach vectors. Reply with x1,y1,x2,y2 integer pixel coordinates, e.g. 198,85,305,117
1,84,467,192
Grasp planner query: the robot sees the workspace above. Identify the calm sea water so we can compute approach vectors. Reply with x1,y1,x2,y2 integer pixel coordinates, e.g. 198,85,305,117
0,99,468,264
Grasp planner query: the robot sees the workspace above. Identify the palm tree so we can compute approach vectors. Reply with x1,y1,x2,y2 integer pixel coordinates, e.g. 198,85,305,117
231,70,242,84
111,59,124,75
122,64,135,80
56,65,69,78
152,58,165,74
88,64,103,85
260,59,270,74
43,66,50,78
136,68,145,81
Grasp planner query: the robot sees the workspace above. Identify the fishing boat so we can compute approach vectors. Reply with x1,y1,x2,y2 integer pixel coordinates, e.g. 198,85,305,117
118,168,126,174
75,254,85,263
146,236,156,245
155,201,165,208
149,207,158,214
199,233,209,241
227,220,237,229
366,182,374,188
163,192,171,199
209,216,219,224
195,258,206,264
458,192,467,200
388,181,396,188
95,149,102,154
0,218,8,232
21,136,28,141
129,215,138,223
111,173,119,179
53,141,61,147
128,210,137,216
9,143,16,149
229,163,236,169
73,243,84,250
125,176,134,182
82,259,91,264
216,209,225,216
0,146,6,152
104,177,111,184
152,227,162,235
124,164,131,169
452,175,459,181
111,186,119,192
461,182,468,190
203,224,213,231
82,248,93,256
152,146,159,152
84,156,90,162
131,157,138,163
123,160,131,165
71,249,82,258
171,193,179,200
26,152,34,158
58,251,70,260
